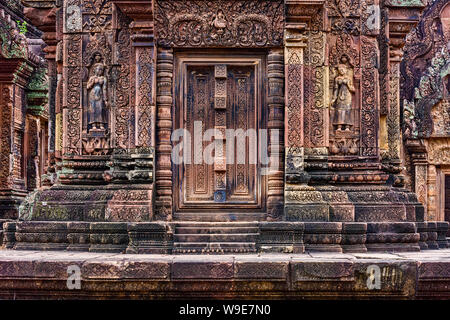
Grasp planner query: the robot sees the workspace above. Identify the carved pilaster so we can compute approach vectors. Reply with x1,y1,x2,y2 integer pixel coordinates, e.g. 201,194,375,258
384,0,425,187
284,0,329,221
0,84,14,192
111,0,155,154
284,22,309,185
385,43,406,187
285,1,328,186
406,139,428,217
62,31,82,157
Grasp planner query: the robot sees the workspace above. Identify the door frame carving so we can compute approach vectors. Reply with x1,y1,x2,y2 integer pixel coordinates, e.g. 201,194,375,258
155,48,285,220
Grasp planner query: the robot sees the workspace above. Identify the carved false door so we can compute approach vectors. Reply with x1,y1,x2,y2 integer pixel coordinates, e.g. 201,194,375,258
175,58,266,215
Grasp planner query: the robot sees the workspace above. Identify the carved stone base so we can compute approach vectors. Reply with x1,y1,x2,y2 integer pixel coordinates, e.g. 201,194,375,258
19,186,153,222
424,222,439,250
366,222,420,252
0,219,10,247
417,222,429,250
303,222,343,252
0,190,28,219
341,222,367,253
127,222,173,254
4,221,447,254
284,185,424,223
437,222,449,249
258,222,305,254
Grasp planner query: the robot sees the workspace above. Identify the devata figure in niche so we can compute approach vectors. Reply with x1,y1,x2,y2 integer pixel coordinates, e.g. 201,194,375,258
331,58,355,132
87,59,108,131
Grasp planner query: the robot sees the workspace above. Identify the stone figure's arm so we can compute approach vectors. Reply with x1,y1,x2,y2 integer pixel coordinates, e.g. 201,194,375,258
87,77,95,90
331,81,338,105
103,77,108,107
347,76,356,93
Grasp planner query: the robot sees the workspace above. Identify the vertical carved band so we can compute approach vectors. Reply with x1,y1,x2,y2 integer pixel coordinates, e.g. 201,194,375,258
305,32,327,148
267,49,285,218
63,34,82,156
285,39,304,149
115,25,132,150
415,164,428,215
387,49,402,161
361,36,379,157
214,65,227,201
284,27,307,180
0,85,13,188
155,48,173,220
136,45,155,150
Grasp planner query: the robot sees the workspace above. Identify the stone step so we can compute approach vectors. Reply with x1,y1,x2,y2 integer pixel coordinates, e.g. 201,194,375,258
172,242,257,254
175,227,259,234
173,213,266,222
174,233,258,242
172,221,259,228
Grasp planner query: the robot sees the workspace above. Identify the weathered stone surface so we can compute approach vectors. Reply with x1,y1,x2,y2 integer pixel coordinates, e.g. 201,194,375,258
0,0,449,279
0,250,448,299
6,220,448,254
172,257,234,280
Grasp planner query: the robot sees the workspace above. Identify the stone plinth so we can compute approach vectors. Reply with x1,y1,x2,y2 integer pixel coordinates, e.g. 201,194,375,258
0,249,449,299
4,220,448,254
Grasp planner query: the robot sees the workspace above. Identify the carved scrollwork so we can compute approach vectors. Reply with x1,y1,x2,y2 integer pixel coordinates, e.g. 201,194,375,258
155,0,284,48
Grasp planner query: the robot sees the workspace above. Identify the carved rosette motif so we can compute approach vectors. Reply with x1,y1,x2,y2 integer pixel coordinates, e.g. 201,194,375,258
155,0,284,48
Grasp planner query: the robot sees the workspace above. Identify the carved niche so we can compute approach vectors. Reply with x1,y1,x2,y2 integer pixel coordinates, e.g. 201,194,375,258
63,0,121,156
325,0,380,159
81,33,113,155
155,0,284,48
329,35,361,156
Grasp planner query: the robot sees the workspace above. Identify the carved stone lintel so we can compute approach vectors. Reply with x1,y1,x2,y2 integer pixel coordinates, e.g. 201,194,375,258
155,0,284,48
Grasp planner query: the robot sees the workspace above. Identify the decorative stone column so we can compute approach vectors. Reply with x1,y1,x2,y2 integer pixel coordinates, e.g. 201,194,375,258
154,47,173,221
405,139,428,219
267,48,285,220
